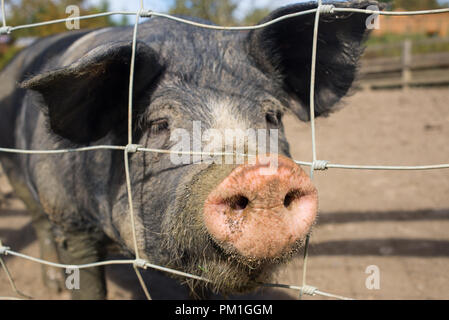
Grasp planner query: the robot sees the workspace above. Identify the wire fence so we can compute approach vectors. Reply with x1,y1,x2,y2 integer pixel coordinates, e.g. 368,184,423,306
0,0,448,300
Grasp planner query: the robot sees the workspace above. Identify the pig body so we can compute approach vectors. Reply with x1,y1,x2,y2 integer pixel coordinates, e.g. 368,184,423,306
0,1,378,299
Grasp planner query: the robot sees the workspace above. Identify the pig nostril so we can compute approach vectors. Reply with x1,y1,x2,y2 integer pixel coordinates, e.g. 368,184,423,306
226,195,249,211
283,190,302,208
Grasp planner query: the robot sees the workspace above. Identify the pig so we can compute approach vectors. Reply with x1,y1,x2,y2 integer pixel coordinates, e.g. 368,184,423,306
0,1,379,299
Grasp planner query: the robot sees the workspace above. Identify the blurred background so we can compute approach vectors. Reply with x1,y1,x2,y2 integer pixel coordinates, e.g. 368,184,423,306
1,0,449,87
0,0,448,300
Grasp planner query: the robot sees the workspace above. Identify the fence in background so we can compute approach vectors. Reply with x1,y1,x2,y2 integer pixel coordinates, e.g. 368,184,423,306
360,37,449,89
1,0,449,301
371,10,449,37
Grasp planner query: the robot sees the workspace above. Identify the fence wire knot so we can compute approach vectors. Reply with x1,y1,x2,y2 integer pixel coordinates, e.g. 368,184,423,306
301,285,318,296
139,10,153,18
0,245,10,255
319,4,335,14
312,160,329,170
0,26,11,34
125,144,141,154
133,259,148,269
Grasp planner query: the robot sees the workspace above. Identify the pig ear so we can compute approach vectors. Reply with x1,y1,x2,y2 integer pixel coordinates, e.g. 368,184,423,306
21,41,162,143
247,1,378,120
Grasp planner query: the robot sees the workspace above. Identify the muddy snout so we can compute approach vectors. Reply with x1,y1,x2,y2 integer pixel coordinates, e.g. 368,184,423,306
204,154,318,259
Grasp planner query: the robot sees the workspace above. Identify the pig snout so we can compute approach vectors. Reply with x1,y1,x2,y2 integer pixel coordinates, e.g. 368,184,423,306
203,155,318,259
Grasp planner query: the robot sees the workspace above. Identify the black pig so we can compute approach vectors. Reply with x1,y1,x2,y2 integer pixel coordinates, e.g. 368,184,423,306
0,1,378,299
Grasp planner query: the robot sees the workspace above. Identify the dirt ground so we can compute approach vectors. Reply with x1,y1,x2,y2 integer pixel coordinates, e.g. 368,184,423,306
1,88,448,300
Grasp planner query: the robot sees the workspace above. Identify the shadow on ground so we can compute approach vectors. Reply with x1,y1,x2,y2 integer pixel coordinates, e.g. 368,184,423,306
1,207,448,299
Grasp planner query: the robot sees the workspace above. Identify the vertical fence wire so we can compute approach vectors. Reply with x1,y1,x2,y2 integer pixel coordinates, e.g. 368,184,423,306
300,0,322,300
124,8,153,300
1,0,6,28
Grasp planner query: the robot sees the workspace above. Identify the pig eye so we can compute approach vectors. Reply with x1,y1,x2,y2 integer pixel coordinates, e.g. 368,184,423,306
148,118,169,135
265,111,281,127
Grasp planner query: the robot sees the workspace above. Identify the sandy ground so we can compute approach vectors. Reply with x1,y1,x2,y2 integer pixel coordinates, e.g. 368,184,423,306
1,88,448,300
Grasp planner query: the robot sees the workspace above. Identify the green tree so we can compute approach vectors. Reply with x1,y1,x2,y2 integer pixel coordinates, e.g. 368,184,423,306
169,0,237,26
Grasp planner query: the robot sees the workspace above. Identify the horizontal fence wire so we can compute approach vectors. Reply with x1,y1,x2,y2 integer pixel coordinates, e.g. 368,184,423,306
1,6,449,34
0,146,448,171
0,0,448,301
0,245,352,300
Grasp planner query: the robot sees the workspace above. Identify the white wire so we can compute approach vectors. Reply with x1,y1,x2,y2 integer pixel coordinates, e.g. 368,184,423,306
0,146,447,171
1,0,6,27
333,7,449,16
1,246,352,299
1,7,448,34
8,11,135,33
0,146,125,154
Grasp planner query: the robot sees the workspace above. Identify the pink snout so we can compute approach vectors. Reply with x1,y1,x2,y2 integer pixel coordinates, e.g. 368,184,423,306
203,155,318,259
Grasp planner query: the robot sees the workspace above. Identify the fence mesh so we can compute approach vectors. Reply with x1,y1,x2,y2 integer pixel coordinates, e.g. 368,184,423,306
0,0,449,300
